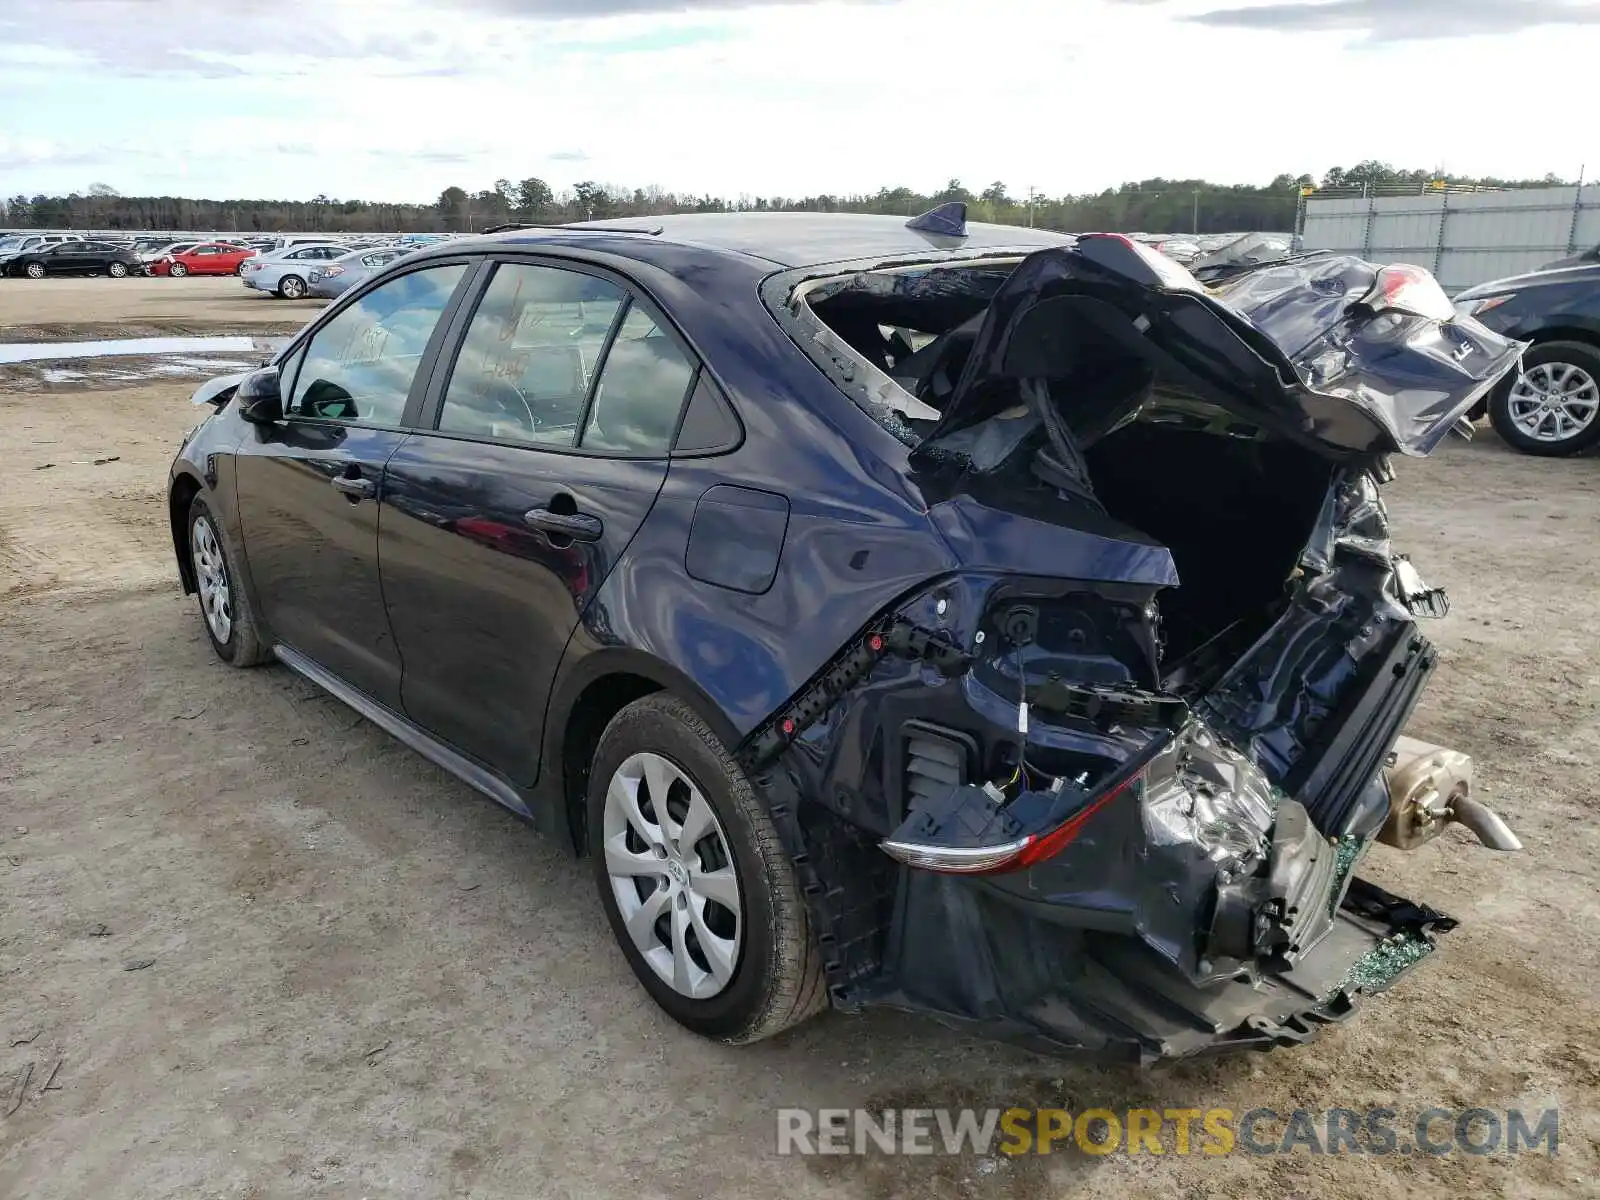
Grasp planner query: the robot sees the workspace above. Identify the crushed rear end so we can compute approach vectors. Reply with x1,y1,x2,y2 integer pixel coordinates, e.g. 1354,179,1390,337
748,234,1525,1060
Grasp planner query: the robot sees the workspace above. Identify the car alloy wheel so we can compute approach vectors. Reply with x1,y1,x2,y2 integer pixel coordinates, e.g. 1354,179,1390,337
170,262,188,278
108,261,128,278
279,275,306,299
1506,360,1599,444
190,513,233,644
602,750,742,1000
24,262,44,279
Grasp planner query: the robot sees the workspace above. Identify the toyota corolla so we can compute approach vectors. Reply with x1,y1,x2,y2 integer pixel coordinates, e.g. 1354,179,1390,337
168,209,1525,1060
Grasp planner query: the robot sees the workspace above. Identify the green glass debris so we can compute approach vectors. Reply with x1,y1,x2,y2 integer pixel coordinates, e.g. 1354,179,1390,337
1341,931,1435,995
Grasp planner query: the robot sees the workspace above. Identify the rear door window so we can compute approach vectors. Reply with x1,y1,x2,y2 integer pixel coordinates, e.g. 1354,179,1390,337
579,307,696,455
436,262,623,448
286,264,468,427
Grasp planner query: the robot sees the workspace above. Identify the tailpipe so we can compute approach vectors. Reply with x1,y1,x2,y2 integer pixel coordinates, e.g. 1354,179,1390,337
1379,736,1522,852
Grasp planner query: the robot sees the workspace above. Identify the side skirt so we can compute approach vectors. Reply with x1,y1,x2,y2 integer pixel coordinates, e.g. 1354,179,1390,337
273,643,533,819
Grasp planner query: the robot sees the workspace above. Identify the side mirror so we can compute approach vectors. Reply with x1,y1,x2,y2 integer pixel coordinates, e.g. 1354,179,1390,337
236,367,284,423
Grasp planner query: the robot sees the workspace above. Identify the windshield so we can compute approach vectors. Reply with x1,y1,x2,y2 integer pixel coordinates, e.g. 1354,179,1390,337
0,237,27,253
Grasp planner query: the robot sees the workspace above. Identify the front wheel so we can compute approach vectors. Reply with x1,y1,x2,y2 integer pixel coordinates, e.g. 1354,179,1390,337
589,694,826,1043
108,261,129,278
277,274,306,299
187,495,270,666
1489,340,1600,457
24,262,45,279
169,261,188,278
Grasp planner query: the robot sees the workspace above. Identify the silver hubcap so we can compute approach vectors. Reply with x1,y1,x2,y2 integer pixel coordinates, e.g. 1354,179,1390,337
191,516,232,643
26,264,43,278
1508,361,1599,442
283,278,302,297
110,263,126,276
602,751,742,999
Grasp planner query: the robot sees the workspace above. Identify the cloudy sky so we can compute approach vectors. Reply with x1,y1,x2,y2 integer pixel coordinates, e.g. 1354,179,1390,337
2,0,1598,202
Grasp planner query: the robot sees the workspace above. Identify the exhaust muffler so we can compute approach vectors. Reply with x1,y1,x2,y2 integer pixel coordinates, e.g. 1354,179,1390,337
1379,736,1522,852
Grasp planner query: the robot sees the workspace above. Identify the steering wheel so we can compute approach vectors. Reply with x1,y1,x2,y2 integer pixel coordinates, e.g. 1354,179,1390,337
478,378,539,434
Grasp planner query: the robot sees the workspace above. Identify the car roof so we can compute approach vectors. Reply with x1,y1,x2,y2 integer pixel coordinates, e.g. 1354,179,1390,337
447,211,1075,270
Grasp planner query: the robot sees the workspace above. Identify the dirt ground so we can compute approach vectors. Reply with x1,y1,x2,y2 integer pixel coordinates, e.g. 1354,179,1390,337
0,279,1596,1199
0,275,321,342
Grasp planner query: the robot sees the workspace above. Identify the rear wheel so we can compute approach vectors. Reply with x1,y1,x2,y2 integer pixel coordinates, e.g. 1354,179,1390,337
588,694,826,1043
235,262,249,276
277,274,306,299
187,495,270,667
1489,340,1600,456
169,261,188,278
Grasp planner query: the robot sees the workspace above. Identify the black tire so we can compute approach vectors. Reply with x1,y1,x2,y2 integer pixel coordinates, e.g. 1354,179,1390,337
236,262,249,276
1488,340,1600,457
277,274,306,299
24,262,45,279
108,261,129,278
186,495,270,667
588,694,826,1044
169,261,188,278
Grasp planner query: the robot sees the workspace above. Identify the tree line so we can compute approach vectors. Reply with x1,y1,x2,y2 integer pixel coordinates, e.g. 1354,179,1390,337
2,162,1580,235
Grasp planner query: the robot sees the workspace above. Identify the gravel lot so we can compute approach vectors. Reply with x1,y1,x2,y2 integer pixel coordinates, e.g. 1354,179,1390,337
1,278,1597,1199
0,275,324,340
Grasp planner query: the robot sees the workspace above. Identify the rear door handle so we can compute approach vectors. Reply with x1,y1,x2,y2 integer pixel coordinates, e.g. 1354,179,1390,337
331,476,376,499
523,507,603,542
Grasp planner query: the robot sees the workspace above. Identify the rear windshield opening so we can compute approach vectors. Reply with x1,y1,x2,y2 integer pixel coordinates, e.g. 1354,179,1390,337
800,260,1022,439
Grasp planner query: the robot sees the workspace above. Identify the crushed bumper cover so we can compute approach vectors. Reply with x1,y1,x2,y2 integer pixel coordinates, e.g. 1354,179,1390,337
862,872,1453,1063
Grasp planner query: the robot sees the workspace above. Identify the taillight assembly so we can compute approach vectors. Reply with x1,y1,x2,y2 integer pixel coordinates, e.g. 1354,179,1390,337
1364,263,1455,322
880,770,1140,876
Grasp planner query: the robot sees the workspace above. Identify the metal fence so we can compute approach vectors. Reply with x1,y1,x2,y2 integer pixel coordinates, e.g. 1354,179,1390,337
1298,185,1600,292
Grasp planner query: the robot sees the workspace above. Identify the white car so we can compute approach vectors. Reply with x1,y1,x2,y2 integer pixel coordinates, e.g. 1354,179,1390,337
0,233,84,257
238,244,350,299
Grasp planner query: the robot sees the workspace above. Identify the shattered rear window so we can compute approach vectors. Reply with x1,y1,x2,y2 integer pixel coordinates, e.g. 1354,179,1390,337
775,255,1034,446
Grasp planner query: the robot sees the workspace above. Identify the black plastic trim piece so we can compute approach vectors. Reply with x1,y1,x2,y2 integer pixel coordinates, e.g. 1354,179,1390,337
1285,627,1435,834
272,643,529,817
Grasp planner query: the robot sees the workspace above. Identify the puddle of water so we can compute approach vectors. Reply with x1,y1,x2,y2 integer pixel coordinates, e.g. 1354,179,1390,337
0,335,279,364
27,356,264,387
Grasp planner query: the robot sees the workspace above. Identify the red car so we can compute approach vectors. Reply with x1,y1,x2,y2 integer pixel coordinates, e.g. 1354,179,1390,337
150,242,257,277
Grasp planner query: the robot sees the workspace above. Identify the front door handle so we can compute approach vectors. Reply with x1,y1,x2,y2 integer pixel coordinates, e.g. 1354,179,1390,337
523,507,603,542
331,475,376,500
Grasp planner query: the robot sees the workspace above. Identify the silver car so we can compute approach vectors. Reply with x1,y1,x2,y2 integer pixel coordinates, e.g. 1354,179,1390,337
239,243,349,299
306,246,412,299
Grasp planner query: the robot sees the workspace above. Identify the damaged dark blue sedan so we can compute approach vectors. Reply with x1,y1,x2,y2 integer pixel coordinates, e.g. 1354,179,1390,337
168,208,1526,1061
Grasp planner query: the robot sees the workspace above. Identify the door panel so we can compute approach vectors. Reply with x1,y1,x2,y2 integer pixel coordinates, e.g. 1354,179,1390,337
377,259,696,784
380,439,668,782
229,261,472,705
234,424,410,704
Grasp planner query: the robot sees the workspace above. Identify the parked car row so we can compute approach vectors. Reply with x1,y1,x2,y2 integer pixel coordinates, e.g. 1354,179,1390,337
0,228,459,280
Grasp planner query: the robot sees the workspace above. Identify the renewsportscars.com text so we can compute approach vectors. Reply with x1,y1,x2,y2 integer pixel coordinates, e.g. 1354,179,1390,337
776,1106,1559,1157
